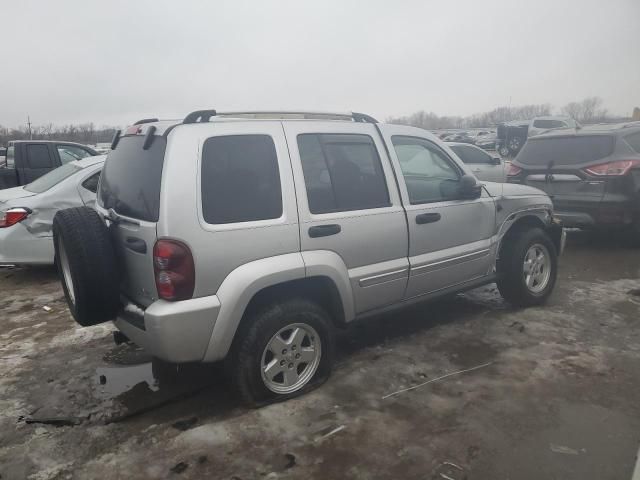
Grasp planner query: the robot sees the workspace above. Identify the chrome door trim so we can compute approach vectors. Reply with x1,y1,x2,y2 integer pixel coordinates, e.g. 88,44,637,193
410,248,491,276
359,268,409,288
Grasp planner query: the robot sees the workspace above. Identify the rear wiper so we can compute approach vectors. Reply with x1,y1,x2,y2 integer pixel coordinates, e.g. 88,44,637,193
104,208,140,227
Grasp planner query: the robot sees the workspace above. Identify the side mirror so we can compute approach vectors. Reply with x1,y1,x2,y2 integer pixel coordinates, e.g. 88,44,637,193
491,156,501,165
459,174,482,199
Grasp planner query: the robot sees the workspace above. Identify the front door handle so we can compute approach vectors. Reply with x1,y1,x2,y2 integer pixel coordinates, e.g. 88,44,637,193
415,213,441,225
309,224,341,238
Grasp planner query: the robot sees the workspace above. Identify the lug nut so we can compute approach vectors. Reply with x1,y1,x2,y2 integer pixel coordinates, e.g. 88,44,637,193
280,360,285,366
288,363,294,369
282,349,287,355
295,353,300,359
291,345,296,351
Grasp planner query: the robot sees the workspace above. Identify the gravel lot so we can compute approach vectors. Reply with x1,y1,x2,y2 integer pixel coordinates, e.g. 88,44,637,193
1,231,639,480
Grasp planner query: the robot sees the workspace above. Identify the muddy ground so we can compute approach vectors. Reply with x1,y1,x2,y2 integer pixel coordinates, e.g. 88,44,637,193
1,231,639,480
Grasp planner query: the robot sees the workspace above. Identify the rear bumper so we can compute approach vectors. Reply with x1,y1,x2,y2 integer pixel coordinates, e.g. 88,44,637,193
555,197,637,228
115,295,221,363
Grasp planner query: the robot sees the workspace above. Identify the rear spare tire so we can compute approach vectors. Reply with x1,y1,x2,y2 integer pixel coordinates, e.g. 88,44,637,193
53,207,120,326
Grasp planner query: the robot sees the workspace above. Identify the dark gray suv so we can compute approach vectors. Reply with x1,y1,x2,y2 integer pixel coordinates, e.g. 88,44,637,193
507,123,640,241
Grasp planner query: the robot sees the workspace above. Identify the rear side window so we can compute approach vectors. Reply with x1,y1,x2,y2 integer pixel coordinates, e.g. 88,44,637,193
27,144,53,168
81,171,101,193
516,135,614,166
99,135,166,222
201,135,282,224
298,133,390,214
624,132,640,153
450,144,492,164
533,119,566,129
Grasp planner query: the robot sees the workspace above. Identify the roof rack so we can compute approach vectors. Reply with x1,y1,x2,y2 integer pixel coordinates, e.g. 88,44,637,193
182,109,378,124
133,118,159,125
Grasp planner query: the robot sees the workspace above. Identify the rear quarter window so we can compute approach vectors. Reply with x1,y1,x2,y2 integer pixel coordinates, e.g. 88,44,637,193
516,135,614,166
201,135,282,224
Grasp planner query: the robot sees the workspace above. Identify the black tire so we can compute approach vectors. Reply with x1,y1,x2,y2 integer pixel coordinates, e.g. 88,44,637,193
231,298,335,407
497,227,558,307
53,207,120,326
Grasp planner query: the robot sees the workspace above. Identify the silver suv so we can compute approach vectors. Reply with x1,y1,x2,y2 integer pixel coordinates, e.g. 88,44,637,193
53,110,564,405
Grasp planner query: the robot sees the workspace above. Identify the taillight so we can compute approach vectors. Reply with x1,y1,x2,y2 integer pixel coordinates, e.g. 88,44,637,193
0,207,30,228
584,160,640,176
507,164,523,176
153,239,195,301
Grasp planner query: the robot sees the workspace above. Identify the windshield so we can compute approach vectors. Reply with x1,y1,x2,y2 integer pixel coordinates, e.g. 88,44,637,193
98,135,166,222
24,162,82,193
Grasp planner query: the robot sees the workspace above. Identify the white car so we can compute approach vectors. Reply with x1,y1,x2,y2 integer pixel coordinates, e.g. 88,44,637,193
0,156,105,265
528,116,579,137
448,142,506,182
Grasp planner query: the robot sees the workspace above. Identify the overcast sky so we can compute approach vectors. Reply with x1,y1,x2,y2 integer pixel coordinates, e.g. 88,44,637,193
2,0,639,128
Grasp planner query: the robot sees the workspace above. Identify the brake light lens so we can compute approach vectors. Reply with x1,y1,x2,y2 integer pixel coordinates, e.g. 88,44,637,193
0,208,30,228
153,239,195,301
507,164,523,176
584,160,640,176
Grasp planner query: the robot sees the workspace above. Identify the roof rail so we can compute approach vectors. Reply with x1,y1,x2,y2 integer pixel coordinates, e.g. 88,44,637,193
184,110,218,124
133,118,159,125
352,112,378,123
182,109,378,124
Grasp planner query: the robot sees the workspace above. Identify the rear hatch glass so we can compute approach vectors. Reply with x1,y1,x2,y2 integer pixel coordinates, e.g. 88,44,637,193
98,135,166,221
98,134,167,307
516,135,614,167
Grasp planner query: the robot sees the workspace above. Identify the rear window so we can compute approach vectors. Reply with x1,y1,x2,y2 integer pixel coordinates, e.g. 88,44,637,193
24,163,82,193
533,119,566,129
98,135,166,222
516,135,614,166
27,144,53,168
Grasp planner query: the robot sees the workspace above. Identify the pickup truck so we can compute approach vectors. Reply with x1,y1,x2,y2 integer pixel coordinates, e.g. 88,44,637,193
0,141,98,190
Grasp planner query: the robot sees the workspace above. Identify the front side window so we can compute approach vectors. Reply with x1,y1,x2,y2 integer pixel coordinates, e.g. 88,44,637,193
392,136,461,204
201,135,282,224
57,145,93,164
450,144,493,164
26,144,53,168
298,133,390,214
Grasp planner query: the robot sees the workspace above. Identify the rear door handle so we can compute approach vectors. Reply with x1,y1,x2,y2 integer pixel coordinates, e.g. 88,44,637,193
415,213,441,224
125,236,147,254
308,224,341,238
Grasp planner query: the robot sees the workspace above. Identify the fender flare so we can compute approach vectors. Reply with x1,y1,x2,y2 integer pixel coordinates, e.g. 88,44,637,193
202,251,355,362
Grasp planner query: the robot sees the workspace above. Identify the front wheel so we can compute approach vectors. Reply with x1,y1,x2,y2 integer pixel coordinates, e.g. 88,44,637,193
231,298,335,406
497,227,558,307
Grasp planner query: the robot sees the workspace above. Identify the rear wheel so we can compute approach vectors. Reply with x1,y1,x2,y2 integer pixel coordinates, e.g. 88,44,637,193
508,137,523,155
497,227,558,307
232,298,335,406
53,207,120,326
